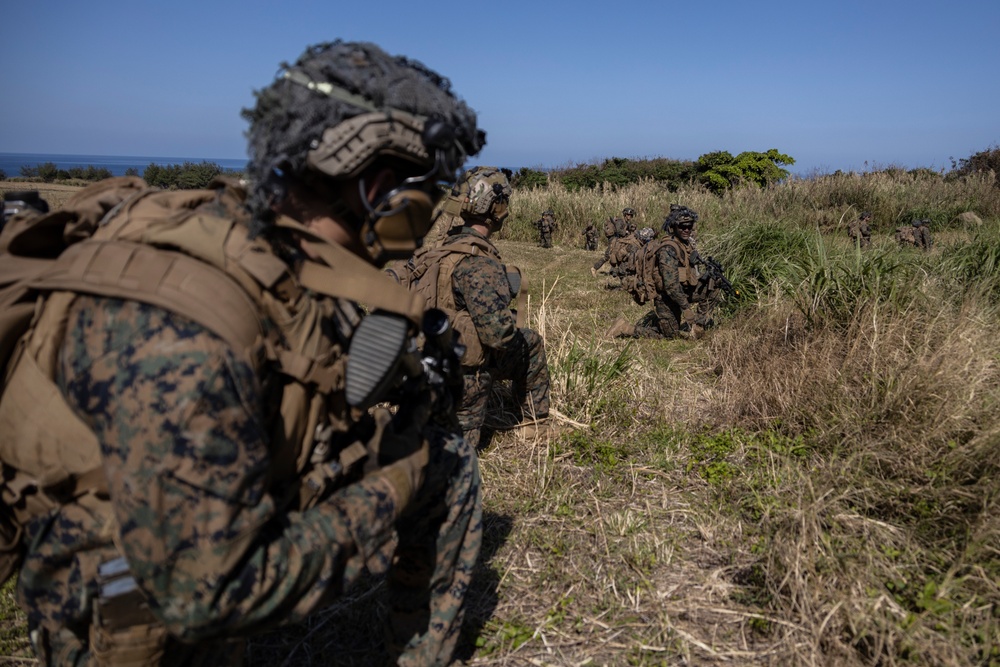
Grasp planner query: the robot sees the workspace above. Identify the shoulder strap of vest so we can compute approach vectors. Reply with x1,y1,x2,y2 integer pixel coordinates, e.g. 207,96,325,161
661,238,688,261
276,217,424,325
26,239,265,359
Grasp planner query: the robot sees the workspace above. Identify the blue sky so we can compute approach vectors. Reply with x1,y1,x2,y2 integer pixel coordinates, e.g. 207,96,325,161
1,0,997,176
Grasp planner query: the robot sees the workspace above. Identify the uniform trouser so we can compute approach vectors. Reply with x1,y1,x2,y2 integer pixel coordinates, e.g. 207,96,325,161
593,237,617,270
30,435,481,667
456,328,550,450
539,232,552,248
633,283,721,339
385,428,483,667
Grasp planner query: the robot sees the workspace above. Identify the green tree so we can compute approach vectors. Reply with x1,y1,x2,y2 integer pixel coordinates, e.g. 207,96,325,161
697,149,795,193
511,167,549,189
36,162,59,183
949,144,1000,187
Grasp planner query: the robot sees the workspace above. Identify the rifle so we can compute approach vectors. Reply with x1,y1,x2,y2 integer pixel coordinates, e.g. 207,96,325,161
346,307,464,430
692,251,738,298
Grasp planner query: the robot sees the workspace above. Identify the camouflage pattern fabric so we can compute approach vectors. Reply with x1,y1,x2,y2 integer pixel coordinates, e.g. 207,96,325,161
630,241,719,339
896,225,917,247
915,225,933,250
593,217,630,270
848,218,871,248
449,229,550,448
535,215,557,248
608,235,641,280
583,225,598,251
19,292,480,666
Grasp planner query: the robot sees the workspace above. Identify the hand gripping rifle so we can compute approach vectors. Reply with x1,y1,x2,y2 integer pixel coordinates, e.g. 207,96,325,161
692,250,739,298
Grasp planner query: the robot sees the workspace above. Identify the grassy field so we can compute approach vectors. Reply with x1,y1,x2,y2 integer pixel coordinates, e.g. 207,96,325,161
1,172,998,666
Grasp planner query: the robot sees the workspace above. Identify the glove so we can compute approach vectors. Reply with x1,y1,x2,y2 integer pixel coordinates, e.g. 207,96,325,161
681,307,698,327
374,441,429,509
363,408,431,509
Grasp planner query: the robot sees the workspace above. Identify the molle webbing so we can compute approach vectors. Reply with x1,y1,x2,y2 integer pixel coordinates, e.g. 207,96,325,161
662,239,698,287
27,240,264,359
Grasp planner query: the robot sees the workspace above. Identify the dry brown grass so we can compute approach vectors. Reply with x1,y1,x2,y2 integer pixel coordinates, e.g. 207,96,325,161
3,176,999,666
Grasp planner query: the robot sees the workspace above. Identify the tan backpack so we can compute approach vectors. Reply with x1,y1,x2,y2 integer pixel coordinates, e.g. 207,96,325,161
0,177,423,585
624,238,671,305
0,177,278,584
396,236,525,368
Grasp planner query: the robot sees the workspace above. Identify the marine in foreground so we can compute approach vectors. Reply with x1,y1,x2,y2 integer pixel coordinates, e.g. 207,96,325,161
0,40,485,666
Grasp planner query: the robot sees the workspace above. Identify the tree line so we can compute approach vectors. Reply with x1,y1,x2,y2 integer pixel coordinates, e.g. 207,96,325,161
3,145,997,194
511,145,1000,194
3,161,243,190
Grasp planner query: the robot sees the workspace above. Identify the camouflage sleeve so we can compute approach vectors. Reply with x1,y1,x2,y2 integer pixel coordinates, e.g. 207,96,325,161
656,244,690,309
451,254,517,352
58,296,406,641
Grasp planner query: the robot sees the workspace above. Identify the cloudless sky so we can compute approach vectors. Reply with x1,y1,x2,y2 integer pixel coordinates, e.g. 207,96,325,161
1,0,997,176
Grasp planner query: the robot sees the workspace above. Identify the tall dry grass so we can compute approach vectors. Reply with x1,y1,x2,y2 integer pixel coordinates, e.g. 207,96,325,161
3,172,999,666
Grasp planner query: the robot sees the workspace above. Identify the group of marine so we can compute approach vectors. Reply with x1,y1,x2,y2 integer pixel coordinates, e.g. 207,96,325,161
0,36,944,667
847,209,934,250
529,202,729,340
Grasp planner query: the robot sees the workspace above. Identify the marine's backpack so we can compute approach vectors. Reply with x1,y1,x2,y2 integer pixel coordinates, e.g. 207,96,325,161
608,235,640,270
392,235,524,368
0,176,424,586
0,176,266,585
623,238,674,305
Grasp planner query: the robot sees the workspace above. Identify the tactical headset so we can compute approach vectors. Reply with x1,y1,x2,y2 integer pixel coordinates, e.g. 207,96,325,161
280,69,477,265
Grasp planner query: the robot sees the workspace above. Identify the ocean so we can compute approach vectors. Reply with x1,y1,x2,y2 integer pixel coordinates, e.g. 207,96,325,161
0,152,248,178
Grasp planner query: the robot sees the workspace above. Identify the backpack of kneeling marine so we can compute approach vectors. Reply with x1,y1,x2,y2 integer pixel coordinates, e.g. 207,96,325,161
389,238,526,367
623,238,671,306
0,178,150,584
0,176,271,586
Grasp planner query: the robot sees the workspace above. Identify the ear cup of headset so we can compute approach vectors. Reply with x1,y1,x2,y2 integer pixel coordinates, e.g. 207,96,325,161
365,188,436,264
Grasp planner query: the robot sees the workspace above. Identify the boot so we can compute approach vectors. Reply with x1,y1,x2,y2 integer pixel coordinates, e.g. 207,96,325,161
605,317,634,338
511,418,562,440
590,266,598,277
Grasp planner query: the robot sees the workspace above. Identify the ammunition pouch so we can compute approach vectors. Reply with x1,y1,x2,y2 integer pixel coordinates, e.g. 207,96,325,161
90,557,167,667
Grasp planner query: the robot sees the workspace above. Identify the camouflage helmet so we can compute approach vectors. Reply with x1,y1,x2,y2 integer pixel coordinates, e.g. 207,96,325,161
454,166,512,224
860,211,872,220
542,208,555,218
242,40,485,251
623,207,636,217
637,227,656,243
663,205,698,232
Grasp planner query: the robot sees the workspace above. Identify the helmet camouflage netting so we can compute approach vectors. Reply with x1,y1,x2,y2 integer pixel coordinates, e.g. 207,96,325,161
242,40,485,231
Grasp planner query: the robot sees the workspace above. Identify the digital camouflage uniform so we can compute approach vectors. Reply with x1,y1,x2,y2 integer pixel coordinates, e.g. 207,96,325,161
10,191,482,667
2,38,487,667
607,233,642,281
848,213,872,248
582,224,598,251
914,220,933,250
535,211,557,248
592,213,631,273
447,229,550,449
630,238,719,339
896,223,917,248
